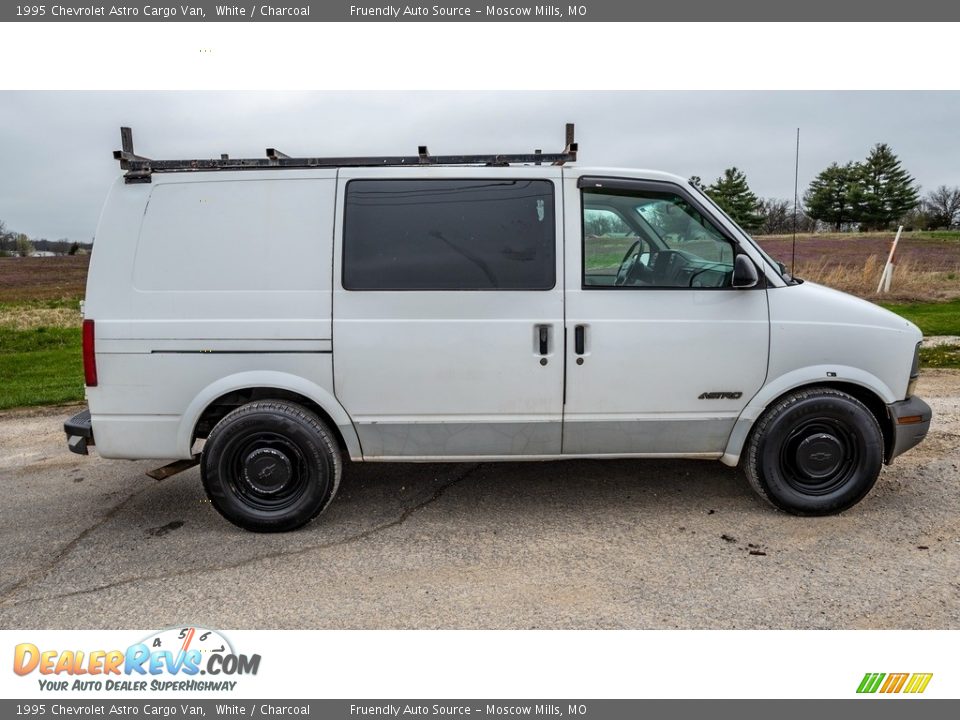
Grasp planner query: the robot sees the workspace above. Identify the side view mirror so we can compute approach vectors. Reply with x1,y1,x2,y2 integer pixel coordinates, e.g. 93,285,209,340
732,254,759,289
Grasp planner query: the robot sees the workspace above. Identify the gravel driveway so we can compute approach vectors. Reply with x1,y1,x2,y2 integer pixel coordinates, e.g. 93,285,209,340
1,371,958,629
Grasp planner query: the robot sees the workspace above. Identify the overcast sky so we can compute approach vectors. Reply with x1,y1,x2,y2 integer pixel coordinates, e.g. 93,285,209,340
1,91,958,241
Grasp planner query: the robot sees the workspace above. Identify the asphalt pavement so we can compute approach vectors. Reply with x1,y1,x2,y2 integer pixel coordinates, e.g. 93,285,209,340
1,372,958,629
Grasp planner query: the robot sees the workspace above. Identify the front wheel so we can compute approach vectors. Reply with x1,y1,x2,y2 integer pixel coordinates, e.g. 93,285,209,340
201,400,341,532
744,388,884,516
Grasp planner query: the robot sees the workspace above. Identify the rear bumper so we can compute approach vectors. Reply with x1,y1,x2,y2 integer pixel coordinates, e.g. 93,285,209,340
64,409,95,455
886,395,932,463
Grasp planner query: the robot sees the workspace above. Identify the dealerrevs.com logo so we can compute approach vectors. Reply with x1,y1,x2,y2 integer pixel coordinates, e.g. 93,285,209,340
13,626,261,692
857,673,933,694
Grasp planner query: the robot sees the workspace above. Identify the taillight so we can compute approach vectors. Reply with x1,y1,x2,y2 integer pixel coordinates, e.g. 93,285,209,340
82,319,98,387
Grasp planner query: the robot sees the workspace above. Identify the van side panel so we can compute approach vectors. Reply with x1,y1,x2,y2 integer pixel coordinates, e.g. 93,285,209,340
94,174,335,340
85,172,344,460
90,355,347,459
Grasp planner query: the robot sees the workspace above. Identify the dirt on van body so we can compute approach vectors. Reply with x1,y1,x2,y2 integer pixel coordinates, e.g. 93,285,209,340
0,372,958,629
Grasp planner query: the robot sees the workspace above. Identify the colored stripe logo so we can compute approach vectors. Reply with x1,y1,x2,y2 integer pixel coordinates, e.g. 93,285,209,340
857,672,933,694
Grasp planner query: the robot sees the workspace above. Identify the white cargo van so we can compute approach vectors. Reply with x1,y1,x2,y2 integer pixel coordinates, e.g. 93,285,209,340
64,127,931,532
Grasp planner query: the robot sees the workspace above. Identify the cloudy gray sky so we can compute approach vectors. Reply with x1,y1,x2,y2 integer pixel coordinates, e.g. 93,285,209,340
1,91,958,241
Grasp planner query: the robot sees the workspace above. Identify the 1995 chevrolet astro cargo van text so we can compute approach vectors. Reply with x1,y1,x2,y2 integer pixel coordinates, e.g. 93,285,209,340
64,126,932,532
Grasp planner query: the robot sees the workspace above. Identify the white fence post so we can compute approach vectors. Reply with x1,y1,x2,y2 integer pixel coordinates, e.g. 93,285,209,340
877,225,903,294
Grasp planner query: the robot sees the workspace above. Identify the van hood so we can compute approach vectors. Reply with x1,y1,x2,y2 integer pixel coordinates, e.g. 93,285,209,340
788,281,921,338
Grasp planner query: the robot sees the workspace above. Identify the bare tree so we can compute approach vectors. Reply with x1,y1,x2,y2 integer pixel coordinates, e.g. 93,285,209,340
757,198,815,235
924,185,960,229
758,198,792,234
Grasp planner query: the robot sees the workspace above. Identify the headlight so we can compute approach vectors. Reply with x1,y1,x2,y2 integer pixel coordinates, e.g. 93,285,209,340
907,342,921,397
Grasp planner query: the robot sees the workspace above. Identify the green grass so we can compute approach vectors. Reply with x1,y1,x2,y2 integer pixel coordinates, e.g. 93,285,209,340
909,230,960,242
0,325,80,353
0,298,80,312
880,298,960,336
919,344,960,369
0,325,83,410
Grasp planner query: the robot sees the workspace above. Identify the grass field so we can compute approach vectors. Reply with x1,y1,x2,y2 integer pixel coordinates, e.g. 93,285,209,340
0,256,89,302
757,232,960,302
1,240,959,411
920,344,960,369
0,256,88,408
0,297,84,410
879,298,960,336
0,332,83,409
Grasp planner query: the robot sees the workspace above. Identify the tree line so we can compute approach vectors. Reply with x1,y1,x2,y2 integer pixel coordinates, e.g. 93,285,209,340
693,143,960,234
0,218,92,257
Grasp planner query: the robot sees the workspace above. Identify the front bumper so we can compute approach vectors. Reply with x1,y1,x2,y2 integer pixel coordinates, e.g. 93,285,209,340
886,395,932,463
64,408,94,455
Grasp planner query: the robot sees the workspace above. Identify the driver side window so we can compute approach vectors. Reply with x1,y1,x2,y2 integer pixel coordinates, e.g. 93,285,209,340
582,187,735,289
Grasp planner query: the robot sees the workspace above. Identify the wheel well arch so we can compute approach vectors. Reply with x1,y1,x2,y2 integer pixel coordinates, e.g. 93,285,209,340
750,380,894,463
190,386,361,461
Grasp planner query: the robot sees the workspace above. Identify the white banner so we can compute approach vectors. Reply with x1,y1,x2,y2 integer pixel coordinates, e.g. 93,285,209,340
2,629,954,699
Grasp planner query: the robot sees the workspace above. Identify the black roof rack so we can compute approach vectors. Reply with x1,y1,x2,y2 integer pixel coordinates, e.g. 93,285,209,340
114,124,578,184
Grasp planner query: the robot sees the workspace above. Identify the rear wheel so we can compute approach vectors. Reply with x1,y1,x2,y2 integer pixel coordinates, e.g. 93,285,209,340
201,400,341,532
744,388,883,515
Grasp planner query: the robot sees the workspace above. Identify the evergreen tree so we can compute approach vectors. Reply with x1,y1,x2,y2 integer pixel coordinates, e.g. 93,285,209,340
705,167,763,231
853,143,919,230
804,162,859,231
688,175,706,191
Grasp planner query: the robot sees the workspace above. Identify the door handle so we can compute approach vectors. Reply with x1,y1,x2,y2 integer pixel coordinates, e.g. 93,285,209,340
575,325,585,355
538,325,550,355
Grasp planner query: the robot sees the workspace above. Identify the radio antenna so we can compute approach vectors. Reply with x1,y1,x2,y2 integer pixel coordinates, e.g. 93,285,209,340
791,127,800,275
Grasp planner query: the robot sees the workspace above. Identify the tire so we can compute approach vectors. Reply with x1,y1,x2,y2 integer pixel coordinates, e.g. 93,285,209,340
201,400,341,532
744,388,883,516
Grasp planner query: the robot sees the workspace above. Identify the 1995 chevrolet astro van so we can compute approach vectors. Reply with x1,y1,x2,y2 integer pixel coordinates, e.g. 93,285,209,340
64,126,932,532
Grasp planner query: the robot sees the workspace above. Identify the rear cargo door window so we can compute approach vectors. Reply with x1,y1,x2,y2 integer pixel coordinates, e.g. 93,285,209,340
342,179,556,290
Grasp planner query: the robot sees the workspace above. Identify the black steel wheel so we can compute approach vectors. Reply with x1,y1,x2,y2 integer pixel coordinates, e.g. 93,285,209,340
744,388,883,515
201,400,341,532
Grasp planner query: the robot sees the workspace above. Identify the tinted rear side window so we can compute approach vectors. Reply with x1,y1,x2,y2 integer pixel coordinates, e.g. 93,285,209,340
343,179,556,290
